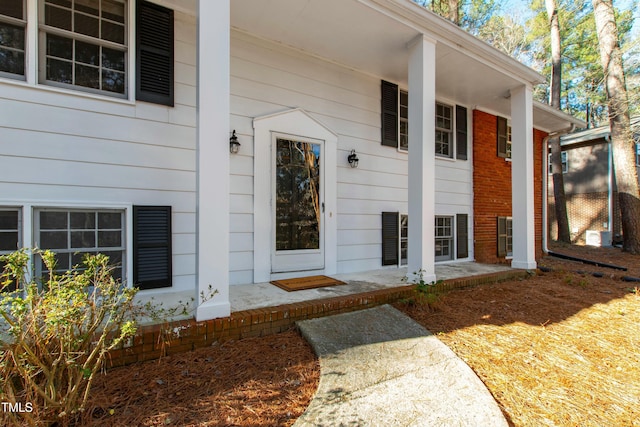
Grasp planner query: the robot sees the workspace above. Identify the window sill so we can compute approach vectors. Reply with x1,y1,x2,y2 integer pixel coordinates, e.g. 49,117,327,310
436,155,456,163
1,77,136,107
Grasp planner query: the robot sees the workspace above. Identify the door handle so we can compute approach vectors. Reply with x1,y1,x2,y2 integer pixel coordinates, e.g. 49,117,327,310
322,202,325,213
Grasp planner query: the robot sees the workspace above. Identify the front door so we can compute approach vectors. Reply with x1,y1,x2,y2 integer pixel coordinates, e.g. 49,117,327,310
271,135,324,273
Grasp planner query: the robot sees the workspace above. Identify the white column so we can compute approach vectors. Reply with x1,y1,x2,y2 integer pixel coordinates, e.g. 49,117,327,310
510,85,537,270
195,0,231,321
407,35,437,283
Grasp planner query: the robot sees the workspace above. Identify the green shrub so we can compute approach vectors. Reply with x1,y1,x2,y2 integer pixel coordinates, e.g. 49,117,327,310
401,269,443,309
0,249,139,426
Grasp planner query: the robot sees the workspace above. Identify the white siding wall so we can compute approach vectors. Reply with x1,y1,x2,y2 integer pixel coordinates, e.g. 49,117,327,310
0,9,198,294
229,31,474,283
0,9,474,291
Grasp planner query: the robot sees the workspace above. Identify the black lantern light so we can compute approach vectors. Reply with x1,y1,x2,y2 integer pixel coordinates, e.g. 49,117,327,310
347,149,359,168
229,130,241,154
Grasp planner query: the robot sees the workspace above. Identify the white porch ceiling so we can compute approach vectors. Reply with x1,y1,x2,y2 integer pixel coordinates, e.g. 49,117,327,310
229,0,583,131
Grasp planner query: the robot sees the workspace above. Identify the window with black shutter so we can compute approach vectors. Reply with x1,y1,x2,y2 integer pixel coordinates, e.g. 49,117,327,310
382,80,469,160
383,212,470,265
136,0,174,106
497,116,511,158
497,216,513,257
133,206,172,289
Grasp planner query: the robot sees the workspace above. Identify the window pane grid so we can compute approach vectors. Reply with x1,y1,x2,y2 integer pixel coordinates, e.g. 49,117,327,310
37,209,124,278
0,209,21,291
435,216,453,260
506,218,513,256
399,90,408,151
400,214,408,265
0,0,26,77
435,103,453,158
41,0,127,96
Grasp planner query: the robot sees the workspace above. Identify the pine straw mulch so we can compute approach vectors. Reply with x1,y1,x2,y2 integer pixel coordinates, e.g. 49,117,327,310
83,329,319,427
75,243,639,426
396,243,640,427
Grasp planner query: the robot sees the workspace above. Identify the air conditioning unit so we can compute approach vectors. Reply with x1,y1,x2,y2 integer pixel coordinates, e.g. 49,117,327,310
585,230,612,247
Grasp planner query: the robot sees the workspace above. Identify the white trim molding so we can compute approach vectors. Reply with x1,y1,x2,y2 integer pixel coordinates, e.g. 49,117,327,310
253,108,338,283
510,85,537,270
195,0,231,321
407,35,437,283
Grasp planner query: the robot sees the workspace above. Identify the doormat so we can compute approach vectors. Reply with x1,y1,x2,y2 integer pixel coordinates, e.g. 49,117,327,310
270,275,347,292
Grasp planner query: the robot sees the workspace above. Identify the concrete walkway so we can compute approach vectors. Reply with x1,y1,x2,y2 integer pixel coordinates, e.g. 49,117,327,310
295,305,508,427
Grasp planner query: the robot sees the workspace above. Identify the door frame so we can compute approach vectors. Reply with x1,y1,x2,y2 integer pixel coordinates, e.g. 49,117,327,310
271,133,325,273
253,108,338,283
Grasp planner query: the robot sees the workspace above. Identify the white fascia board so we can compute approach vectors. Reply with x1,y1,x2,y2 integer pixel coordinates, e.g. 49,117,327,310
363,0,545,85
533,100,586,128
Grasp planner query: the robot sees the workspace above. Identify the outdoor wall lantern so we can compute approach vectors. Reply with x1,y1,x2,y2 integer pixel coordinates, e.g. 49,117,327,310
348,149,359,168
229,130,241,154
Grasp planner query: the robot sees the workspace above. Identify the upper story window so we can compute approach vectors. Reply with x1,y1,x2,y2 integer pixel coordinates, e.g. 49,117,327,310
399,90,408,151
39,0,127,96
380,80,468,159
0,0,26,79
635,140,639,167
0,0,173,105
497,116,512,159
435,103,453,158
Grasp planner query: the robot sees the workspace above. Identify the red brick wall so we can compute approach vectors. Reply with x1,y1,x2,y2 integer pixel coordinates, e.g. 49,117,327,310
106,270,529,367
473,110,545,264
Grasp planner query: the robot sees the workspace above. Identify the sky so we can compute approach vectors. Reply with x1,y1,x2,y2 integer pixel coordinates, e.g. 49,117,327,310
500,0,639,36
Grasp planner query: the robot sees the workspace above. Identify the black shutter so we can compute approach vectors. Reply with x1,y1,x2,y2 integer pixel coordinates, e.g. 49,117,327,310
497,216,507,257
381,80,399,148
382,212,399,265
456,214,468,259
456,105,468,160
136,0,174,106
134,206,172,290
497,116,509,158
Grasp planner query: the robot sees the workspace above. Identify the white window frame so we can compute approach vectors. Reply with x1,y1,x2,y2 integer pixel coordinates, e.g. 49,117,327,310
0,0,27,80
398,89,409,152
435,102,454,158
33,207,126,279
498,216,513,258
37,0,129,98
507,124,512,159
506,217,513,257
0,0,28,80
435,215,454,262
399,213,408,266
548,151,568,174
0,208,22,256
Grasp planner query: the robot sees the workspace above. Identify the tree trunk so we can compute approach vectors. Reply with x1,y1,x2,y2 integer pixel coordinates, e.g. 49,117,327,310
592,0,640,253
448,0,459,25
546,0,571,243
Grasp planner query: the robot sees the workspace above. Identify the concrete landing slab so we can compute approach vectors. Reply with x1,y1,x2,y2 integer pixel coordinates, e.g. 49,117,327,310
295,305,508,427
